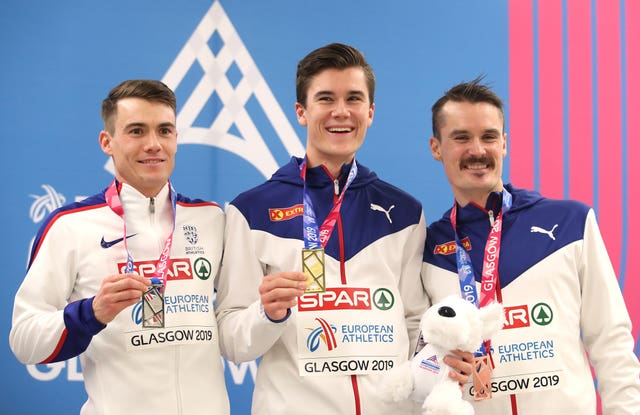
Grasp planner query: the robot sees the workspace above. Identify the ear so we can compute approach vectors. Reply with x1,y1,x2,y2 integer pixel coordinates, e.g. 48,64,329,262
430,136,442,161
295,102,307,127
367,102,375,127
502,132,507,158
478,302,505,340
99,130,113,156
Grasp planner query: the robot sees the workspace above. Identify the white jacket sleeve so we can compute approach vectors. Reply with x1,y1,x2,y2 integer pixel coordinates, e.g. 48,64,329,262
397,212,428,357
579,209,640,414
10,218,77,364
215,204,289,363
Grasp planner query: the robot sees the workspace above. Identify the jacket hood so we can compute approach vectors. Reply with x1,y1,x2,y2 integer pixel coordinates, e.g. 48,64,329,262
439,183,544,224
268,156,379,190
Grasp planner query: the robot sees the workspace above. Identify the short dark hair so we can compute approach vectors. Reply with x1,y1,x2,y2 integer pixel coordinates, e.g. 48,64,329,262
296,43,375,107
101,80,176,134
431,76,504,139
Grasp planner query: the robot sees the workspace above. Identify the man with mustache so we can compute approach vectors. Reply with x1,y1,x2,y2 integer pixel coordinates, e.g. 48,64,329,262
422,77,640,414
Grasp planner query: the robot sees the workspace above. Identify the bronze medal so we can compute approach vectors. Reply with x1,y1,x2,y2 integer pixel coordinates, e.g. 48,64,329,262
473,355,493,400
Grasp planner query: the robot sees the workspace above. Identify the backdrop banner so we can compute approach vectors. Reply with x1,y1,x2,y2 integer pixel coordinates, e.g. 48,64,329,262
1,1,637,414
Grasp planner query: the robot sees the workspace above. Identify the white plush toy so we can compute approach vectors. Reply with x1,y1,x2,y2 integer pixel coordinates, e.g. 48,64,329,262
381,295,505,415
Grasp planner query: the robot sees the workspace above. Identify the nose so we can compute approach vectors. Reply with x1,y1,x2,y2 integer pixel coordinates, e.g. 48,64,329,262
438,306,456,318
331,99,349,117
467,137,485,156
144,132,162,151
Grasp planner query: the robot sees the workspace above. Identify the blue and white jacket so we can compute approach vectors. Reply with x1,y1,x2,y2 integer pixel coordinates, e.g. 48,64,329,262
216,157,426,415
422,184,640,415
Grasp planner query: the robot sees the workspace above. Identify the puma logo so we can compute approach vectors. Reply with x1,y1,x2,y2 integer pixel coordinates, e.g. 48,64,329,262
370,203,395,224
530,224,558,240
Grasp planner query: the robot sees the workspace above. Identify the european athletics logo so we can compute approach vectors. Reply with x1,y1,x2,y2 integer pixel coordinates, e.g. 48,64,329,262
306,317,338,352
29,184,66,224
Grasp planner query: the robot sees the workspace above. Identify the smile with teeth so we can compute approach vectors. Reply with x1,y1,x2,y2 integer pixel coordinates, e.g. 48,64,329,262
327,127,353,133
465,163,489,170
140,159,163,164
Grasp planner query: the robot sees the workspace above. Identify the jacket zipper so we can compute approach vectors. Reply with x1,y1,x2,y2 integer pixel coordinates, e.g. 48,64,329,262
333,174,360,414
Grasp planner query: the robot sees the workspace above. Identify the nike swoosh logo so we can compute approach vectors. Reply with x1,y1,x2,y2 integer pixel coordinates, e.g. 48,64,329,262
100,234,137,249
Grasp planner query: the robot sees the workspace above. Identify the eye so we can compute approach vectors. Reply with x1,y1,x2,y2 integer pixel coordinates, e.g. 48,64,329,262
159,127,174,136
129,128,143,136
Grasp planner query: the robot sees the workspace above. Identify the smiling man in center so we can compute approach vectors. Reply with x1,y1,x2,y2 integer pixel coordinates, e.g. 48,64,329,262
216,43,472,415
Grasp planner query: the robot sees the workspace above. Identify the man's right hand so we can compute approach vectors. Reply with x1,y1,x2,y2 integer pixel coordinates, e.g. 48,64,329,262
92,273,151,324
259,272,307,321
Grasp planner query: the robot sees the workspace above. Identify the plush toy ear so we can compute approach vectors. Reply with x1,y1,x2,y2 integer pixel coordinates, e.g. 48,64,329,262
478,302,506,340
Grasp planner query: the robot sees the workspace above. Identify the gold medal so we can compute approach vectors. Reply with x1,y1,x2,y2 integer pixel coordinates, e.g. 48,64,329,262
302,248,325,293
473,355,493,400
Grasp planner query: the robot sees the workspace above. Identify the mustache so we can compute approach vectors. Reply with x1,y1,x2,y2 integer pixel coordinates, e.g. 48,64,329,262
461,156,493,166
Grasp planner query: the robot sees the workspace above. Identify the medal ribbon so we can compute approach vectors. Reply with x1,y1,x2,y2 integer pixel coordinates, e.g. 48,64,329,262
450,189,511,307
450,189,511,357
300,158,358,249
105,179,177,286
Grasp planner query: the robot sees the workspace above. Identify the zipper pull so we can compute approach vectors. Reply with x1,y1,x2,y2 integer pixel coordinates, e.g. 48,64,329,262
488,209,495,227
149,197,155,214
334,179,340,196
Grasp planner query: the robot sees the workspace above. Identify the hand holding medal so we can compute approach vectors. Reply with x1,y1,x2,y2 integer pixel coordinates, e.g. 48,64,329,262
92,273,151,324
259,272,307,321
105,179,178,330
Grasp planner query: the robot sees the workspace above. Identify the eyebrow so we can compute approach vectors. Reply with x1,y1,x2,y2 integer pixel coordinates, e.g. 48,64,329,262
124,121,176,129
448,128,501,136
313,90,366,99
158,122,177,129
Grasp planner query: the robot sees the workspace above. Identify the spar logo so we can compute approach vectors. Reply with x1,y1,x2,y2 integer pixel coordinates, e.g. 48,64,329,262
269,204,303,222
194,257,212,280
434,237,471,255
298,287,396,312
372,288,394,310
298,287,372,312
530,302,553,326
306,317,338,352
503,302,554,330
117,258,194,281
